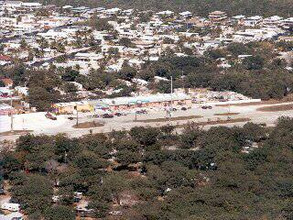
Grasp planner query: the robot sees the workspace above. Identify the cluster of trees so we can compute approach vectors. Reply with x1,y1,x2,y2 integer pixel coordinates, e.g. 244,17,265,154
88,15,113,32
140,42,293,100
0,61,137,110
1,118,293,219
0,65,82,110
27,70,63,110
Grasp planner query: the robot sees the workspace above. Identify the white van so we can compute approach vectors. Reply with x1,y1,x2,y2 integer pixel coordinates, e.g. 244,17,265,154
1,202,20,212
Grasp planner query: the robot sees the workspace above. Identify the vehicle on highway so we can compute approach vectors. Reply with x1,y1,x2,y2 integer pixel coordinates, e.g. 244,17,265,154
181,107,187,111
45,112,57,120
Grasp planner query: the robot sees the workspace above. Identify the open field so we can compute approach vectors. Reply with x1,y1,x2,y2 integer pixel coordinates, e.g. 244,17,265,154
257,104,293,112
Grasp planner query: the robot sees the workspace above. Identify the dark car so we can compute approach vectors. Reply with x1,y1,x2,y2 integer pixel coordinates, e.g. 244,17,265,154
0,188,5,195
114,112,122,117
136,110,148,114
201,105,212,109
45,112,57,120
181,107,187,111
102,113,114,118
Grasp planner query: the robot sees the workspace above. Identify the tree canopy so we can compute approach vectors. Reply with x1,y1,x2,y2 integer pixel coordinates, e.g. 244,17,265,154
2,118,293,219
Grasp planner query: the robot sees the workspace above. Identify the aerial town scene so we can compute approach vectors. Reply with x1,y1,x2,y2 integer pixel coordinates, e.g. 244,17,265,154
0,0,292,219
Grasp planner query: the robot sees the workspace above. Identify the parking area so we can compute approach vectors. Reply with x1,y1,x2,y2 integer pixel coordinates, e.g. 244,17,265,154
1,101,293,140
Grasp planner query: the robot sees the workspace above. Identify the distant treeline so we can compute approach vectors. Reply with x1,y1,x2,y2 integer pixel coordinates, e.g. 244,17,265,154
26,0,293,17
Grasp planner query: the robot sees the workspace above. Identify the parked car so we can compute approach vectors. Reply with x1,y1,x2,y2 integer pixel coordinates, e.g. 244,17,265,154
114,112,122,117
136,110,148,114
181,107,187,111
45,112,57,120
74,192,82,202
102,113,114,118
0,188,5,195
201,105,212,109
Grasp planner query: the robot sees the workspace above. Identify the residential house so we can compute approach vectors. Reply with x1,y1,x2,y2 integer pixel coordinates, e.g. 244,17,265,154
209,11,227,23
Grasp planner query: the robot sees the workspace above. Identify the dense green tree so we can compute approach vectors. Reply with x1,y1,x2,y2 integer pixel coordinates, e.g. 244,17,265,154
118,63,137,81
119,37,135,47
44,206,75,220
61,68,80,81
11,174,53,214
130,126,160,147
243,55,265,70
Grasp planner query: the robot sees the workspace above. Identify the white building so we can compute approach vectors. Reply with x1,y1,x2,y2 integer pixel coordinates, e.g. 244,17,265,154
263,16,283,27
281,17,293,29
179,11,192,19
243,16,263,27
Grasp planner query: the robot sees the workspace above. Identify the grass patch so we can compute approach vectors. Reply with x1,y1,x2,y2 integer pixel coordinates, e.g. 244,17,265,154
135,115,202,123
214,112,239,116
73,121,104,128
257,104,293,112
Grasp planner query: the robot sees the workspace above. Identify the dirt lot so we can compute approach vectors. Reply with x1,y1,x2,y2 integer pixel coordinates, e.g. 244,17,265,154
257,104,293,112
73,121,104,128
135,115,202,123
214,112,239,116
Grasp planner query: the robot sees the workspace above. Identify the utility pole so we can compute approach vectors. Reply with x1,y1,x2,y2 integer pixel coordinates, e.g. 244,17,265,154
10,93,13,132
181,70,185,92
170,75,173,118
